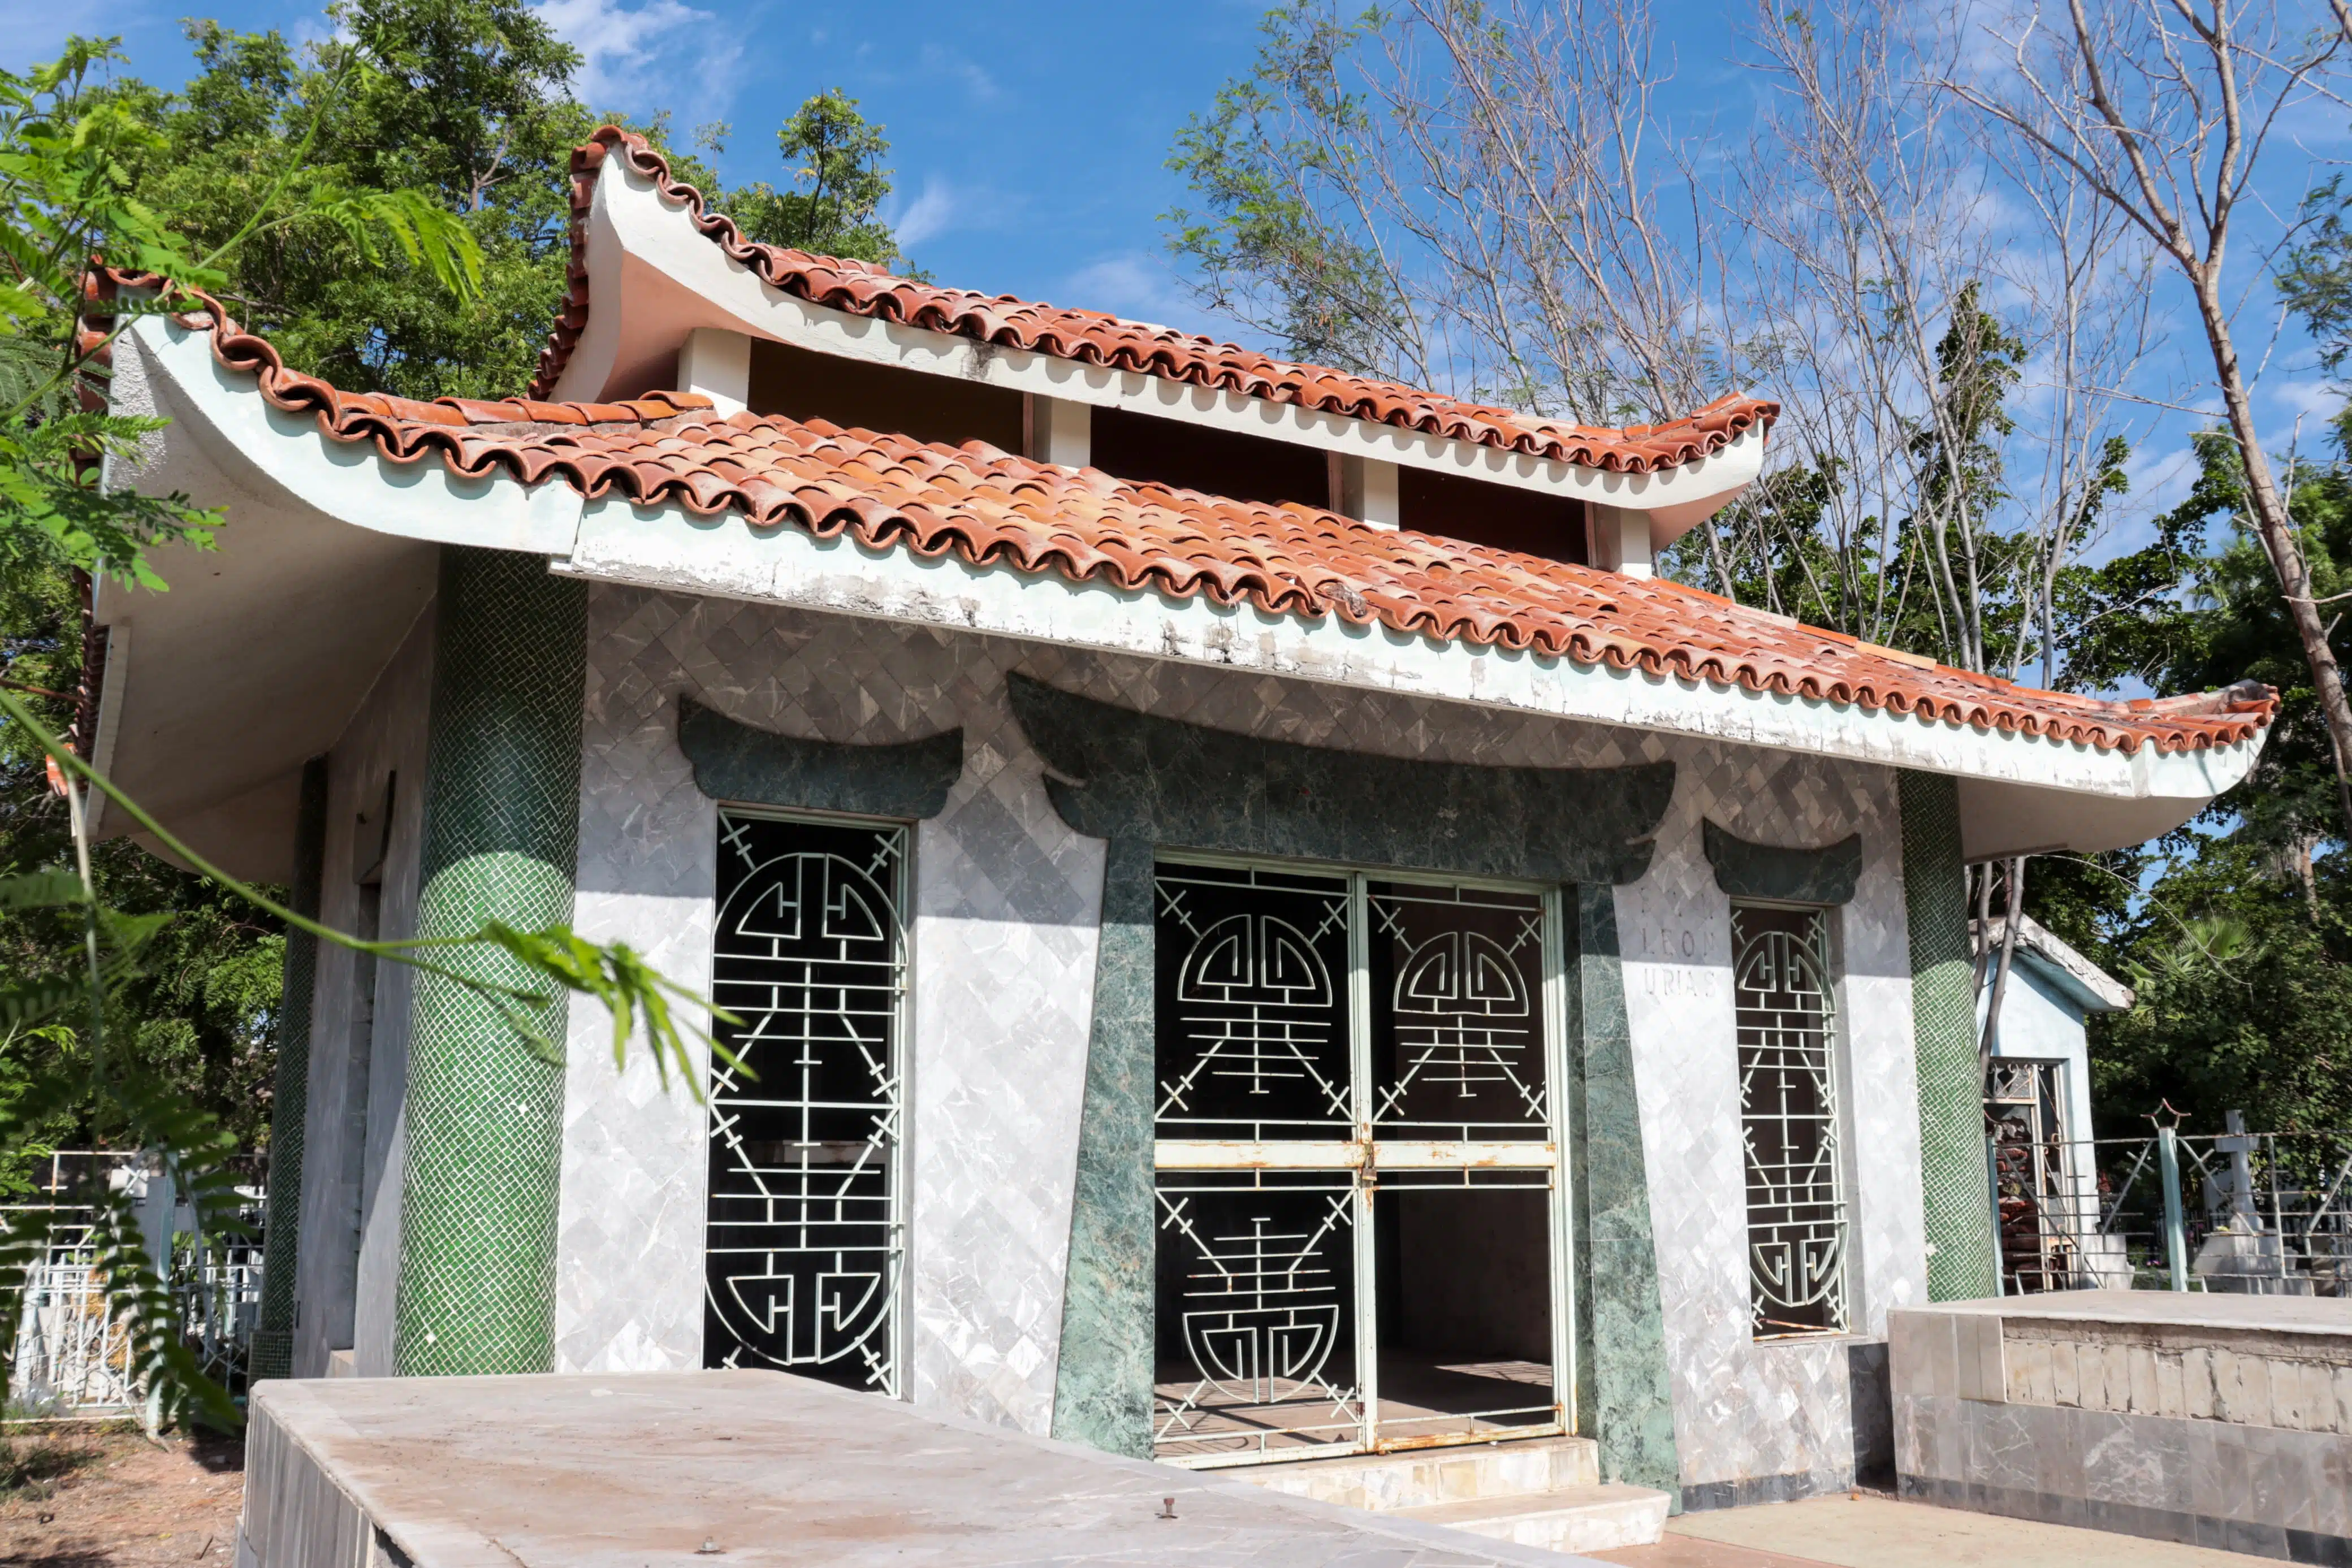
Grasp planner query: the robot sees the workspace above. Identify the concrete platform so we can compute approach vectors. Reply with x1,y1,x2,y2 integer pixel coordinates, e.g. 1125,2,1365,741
236,1370,1617,1566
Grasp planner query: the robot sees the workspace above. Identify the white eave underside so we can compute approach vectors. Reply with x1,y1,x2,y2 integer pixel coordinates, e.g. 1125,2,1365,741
545,157,1767,537
107,314,2266,865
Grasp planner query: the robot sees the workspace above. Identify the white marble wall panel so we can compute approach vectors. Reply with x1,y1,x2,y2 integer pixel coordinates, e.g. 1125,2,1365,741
556,588,1107,1440
296,605,434,1379
557,586,1927,1482
1614,743,1925,1493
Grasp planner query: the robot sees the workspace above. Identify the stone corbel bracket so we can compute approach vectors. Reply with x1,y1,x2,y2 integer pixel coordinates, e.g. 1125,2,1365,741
676,695,965,819
1702,818,1862,906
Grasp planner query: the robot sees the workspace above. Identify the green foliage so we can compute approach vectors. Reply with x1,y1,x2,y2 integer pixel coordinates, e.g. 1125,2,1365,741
0,14,871,1427
1164,6,1408,378
1662,284,2132,683
110,2,582,400
2061,432,2352,852
717,90,903,267
104,11,910,401
2281,176,2352,379
2082,841,2352,1137
2025,427,2352,1136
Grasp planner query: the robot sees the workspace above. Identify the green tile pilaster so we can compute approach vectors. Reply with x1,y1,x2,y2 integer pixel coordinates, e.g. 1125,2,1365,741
250,755,328,1383
1898,770,1996,1300
1048,834,1157,1457
392,547,586,1376
1570,885,1681,1500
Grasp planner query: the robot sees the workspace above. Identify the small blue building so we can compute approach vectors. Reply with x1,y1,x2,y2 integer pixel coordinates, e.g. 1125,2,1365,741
1978,915,2135,1290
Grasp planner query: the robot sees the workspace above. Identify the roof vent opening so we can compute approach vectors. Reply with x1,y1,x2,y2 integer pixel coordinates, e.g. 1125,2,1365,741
1087,406,1331,511
747,337,1024,452
1397,466,1593,568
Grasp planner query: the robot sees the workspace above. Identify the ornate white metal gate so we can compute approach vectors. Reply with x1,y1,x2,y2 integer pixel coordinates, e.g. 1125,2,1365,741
1152,857,1573,1468
704,811,909,1395
1733,903,1849,1338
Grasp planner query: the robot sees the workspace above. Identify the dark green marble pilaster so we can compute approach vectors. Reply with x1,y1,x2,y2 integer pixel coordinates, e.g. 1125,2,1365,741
1048,835,1158,1457
676,697,963,817
1898,770,1996,1300
1570,885,1681,1499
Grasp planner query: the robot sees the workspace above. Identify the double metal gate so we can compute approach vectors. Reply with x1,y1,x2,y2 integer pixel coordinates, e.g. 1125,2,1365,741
1150,857,1575,1467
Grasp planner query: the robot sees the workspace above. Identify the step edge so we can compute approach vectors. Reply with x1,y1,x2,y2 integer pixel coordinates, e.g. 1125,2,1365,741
1387,1484,1674,1526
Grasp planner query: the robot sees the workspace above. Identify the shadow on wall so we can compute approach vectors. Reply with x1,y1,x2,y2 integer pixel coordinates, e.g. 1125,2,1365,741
1848,1340,1894,1490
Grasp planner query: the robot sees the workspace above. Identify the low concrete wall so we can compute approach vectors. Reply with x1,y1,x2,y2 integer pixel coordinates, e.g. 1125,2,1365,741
1890,1292,2352,1563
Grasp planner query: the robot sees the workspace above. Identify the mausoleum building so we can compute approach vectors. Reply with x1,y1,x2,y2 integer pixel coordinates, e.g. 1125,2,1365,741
83,129,2274,1511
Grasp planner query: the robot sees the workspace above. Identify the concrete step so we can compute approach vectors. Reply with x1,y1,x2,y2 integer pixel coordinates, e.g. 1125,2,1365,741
1393,1483,1673,1554
1233,1435,1601,1511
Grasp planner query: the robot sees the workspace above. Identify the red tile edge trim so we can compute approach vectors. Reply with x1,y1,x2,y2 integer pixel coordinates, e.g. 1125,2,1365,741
528,127,1778,474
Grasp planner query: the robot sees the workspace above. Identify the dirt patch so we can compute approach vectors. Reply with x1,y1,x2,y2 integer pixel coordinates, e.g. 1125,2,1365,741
0,1426,242,1566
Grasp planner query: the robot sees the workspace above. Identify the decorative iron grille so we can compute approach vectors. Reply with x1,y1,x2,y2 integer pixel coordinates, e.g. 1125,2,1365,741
1152,857,1567,1466
1153,1168,1362,1457
1156,863,1352,1142
1733,903,1849,1337
705,812,907,1395
1369,882,1548,1142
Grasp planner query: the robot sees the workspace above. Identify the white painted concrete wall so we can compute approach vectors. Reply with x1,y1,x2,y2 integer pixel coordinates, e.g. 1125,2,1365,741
292,604,434,1380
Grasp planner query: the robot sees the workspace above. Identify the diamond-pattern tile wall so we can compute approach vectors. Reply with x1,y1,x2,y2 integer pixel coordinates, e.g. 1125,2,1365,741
559,585,1924,1488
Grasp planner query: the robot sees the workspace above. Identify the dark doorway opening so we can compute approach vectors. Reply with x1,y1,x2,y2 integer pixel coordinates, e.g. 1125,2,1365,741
1373,1184,1557,1440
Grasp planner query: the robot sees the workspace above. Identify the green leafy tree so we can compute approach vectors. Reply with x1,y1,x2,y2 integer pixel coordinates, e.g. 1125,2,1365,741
113,0,583,400
717,90,903,267
2029,430,2352,1134
0,37,719,1429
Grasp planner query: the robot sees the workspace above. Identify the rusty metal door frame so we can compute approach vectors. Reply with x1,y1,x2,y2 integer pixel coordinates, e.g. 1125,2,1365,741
1152,851,1575,1467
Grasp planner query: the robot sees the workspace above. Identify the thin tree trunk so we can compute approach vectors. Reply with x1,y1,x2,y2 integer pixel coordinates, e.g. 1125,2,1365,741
2191,272,2352,835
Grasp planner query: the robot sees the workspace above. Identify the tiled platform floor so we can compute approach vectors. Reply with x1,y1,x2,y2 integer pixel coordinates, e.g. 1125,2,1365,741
1593,1494,2280,1568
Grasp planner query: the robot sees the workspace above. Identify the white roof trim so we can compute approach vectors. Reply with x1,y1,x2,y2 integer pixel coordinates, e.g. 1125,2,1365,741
546,155,1766,527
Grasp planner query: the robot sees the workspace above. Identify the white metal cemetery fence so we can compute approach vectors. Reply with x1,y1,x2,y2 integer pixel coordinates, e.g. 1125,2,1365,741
1986,1114,2352,1297
3,1150,263,1419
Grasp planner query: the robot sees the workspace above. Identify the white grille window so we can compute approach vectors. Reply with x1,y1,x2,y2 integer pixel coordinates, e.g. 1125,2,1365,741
1733,903,1849,1338
704,810,909,1394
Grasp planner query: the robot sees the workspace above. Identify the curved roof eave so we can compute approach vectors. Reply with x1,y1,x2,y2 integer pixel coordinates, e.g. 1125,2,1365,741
92,298,2273,867
535,128,1776,521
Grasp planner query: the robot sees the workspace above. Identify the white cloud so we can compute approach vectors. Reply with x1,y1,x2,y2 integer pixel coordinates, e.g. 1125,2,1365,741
2271,378,2342,421
1061,253,1203,333
530,0,741,110
887,177,959,253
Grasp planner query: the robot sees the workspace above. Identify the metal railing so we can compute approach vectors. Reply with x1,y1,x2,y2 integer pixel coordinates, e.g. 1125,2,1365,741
2,1150,264,1419
1989,1116,2352,1297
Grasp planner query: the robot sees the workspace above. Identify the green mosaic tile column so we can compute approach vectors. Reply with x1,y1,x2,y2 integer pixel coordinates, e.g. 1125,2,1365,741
392,547,586,1376
1048,835,1156,1457
250,756,328,1383
1897,770,1996,1301
1570,885,1682,1500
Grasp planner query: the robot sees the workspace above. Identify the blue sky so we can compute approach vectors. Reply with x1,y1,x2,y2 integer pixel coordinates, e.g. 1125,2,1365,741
7,0,2345,538
5,0,1279,337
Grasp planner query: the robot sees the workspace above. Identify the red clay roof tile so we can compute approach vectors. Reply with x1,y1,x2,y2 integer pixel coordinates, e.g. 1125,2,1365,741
530,128,1779,474
90,276,2274,757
